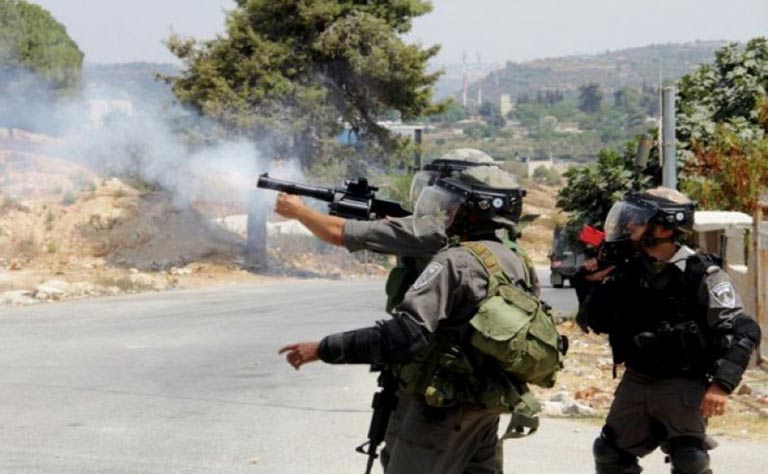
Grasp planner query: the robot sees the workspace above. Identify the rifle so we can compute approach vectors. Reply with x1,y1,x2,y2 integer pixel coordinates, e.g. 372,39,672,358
257,173,411,221
356,370,398,474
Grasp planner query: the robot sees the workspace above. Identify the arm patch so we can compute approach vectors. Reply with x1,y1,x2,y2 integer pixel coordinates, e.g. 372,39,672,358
412,262,443,291
710,281,736,309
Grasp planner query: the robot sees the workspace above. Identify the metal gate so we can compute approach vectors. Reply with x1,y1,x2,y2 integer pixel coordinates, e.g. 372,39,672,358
756,201,768,363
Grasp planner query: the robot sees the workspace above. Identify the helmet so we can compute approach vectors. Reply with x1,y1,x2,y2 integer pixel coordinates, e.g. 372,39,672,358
438,148,499,163
601,187,695,263
412,166,525,237
604,187,695,243
408,148,502,205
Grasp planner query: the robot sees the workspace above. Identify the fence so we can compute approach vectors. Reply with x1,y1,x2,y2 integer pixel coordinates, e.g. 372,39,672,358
755,201,768,363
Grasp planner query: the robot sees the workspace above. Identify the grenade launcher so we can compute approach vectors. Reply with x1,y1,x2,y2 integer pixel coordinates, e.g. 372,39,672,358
257,173,411,221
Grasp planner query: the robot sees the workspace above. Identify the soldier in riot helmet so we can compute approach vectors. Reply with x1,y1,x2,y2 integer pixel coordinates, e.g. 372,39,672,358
273,148,539,312
279,166,561,473
580,187,761,474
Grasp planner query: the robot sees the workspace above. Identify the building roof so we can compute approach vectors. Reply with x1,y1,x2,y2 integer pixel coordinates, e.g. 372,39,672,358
693,211,753,232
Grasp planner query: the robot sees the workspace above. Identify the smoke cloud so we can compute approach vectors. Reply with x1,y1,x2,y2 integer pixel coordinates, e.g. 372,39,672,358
2,66,303,211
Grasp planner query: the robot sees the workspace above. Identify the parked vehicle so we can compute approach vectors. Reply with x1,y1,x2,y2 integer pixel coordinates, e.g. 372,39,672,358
548,227,586,288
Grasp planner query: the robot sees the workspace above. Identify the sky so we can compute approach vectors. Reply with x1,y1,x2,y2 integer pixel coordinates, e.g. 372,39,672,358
33,0,768,65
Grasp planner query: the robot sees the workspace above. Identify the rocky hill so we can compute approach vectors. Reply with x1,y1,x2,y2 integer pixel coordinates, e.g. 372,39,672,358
438,41,727,102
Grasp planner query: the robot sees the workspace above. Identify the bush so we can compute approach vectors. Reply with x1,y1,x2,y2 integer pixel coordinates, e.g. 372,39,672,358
532,165,562,186
61,191,77,206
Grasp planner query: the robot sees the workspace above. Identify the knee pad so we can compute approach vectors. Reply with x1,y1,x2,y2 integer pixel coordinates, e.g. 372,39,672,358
669,446,710,474
593,434,642,474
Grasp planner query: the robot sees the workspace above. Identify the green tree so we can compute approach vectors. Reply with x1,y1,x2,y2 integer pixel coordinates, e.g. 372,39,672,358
677,37,768,151
428,99,466,124
532,165,562,186
556,134,662,230
677,37,768,212
0,0,83,130
681,99,768,213
478,100,505,128
167,0,443,169
578,83,603,114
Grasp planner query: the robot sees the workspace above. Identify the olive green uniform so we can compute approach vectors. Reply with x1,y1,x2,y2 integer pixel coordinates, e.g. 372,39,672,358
343,217,448,257
343,217,539,295
380,241,531,474
336,218,539,473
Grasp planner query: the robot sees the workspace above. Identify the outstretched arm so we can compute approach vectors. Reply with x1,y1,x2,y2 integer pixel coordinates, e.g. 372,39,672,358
279,250,469,370
274,193,346,246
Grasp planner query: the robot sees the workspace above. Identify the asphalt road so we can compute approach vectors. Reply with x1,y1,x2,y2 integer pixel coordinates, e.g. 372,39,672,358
0,272,764,473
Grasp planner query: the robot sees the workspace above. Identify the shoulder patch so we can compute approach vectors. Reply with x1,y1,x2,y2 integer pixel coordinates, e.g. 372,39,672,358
710,281,736,308
412,262,444,291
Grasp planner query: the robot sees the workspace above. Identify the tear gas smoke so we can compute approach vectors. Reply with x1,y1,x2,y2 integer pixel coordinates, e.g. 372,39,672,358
3,68,304,211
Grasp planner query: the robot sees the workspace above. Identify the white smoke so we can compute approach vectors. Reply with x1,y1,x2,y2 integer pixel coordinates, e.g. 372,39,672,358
7,71,304,210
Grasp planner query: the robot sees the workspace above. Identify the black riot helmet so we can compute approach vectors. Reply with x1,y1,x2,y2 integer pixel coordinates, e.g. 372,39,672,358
601,187,695,263
604,187,695,243
411,166,525,237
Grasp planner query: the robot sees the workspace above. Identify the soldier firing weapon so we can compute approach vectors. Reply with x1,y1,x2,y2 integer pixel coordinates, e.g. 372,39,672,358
257,173,410,221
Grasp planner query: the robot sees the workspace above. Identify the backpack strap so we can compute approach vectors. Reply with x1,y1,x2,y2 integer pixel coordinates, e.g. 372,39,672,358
502,391,541,439
502,238,533,290
461,242,512,297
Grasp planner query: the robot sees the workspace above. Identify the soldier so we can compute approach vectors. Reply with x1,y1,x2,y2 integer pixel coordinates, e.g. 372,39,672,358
273,148,539,311
580,187,761,474
279,167,557,473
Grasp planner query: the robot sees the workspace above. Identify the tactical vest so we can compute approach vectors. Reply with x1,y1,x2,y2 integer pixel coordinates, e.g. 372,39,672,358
391,242,564,438
384,235,536,313
384,256,430,314
607,253,718,378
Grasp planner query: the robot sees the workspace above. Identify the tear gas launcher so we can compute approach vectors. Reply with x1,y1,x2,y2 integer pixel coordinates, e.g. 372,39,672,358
257,173,411,221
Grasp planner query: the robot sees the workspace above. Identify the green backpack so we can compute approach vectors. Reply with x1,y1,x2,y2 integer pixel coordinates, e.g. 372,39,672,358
462,242,566,388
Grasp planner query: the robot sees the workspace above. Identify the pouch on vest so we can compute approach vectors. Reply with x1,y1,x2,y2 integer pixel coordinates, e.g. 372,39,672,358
462,242,565,388
385,257,428,313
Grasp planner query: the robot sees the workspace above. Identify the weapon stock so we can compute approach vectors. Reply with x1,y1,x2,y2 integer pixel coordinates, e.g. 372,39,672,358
257,173,410,221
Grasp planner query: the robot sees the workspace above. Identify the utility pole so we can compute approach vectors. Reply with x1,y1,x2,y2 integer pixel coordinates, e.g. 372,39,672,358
413,127,423,172
461,51,468,107
661,86,677,189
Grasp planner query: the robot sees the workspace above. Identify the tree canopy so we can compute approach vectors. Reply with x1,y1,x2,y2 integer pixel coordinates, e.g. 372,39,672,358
0,0,83,131
0,0,83,94
577,83,602,114
556,135,661,232
167,0,443,168
677,37,768,151
677,37,768,213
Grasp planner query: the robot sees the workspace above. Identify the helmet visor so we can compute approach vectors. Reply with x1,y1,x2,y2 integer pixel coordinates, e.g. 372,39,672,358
412,186,464,237
409,170,439,207
604,201,656,242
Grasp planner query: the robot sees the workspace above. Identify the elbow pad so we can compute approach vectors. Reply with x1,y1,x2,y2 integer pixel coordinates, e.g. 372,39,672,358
379,314,430,364
318,315,429,366
713,315,761,393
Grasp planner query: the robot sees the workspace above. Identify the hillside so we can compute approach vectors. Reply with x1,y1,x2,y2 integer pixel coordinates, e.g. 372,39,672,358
437,41,726,102
83,62,178,102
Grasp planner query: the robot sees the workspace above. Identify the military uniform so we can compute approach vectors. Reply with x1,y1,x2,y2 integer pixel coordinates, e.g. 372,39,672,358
583,245,761,473
343,217,448,258
343,217,539,304
319,239,534,474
